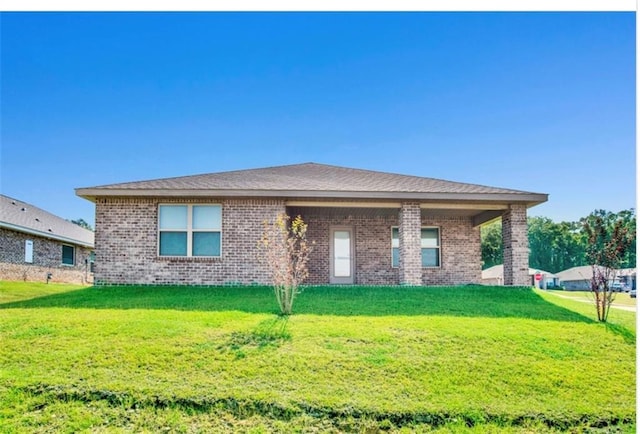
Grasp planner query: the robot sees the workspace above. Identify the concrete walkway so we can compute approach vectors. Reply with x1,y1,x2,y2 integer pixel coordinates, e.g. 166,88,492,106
544,291,637,312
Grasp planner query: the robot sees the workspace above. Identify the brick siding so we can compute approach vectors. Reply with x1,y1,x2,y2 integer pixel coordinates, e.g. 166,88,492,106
94,199,483,286
502,204,529,286
292,207,481,286
94,198,286,285
399,203,422,285
0,227,93,284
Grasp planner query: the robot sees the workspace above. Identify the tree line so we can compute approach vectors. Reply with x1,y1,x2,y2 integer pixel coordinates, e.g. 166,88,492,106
481,209,636,273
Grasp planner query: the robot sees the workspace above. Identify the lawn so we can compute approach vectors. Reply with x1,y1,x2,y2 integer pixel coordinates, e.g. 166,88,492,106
0,281,635,433
544,289,637,307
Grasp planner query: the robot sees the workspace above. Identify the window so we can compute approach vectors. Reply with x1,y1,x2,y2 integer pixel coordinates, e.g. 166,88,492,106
391,227,440,268
62,245,75,265
25,240,33,263
158,204,222,257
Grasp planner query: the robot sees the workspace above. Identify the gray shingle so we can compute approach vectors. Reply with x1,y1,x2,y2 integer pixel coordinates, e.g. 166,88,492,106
1,195,94,247
78,162,543,197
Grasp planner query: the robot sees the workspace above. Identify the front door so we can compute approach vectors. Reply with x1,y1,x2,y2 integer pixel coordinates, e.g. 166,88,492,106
330,227,354,284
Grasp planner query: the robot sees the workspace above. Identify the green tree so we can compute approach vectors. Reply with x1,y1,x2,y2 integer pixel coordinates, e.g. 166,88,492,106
480,220,502,269
581,209,634,322
69,218,93,231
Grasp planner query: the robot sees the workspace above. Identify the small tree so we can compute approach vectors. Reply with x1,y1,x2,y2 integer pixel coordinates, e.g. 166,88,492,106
258,213,312,315
582,210,633,322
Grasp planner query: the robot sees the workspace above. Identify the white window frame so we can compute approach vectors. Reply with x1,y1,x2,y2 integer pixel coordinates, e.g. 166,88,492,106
391,226,441,268
62,244,75,266
157,204,222,258
25,240,34,263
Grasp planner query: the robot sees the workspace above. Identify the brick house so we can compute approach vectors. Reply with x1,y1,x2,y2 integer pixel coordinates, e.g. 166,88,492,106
0,195,95,284
76,163,547,286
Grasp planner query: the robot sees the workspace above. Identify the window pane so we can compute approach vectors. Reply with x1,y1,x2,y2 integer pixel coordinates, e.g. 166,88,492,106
193,205,221,230
193,232,221,256
421,228,439,248
392,247,399,267
160,232,187,256
333,230,351,277
422,248,439,267
62,245,75,265
159,205,187,230
391,227,399,248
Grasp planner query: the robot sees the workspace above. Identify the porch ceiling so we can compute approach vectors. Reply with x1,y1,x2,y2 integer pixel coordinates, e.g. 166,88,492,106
286,205,503,225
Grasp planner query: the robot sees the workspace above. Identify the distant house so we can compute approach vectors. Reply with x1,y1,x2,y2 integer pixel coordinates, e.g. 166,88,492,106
556,265,636,291
481,264,559,288
0,195,95,284
76,163,547,286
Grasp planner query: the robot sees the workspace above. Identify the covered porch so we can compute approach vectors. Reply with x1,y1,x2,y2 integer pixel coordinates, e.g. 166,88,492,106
287,200,529,286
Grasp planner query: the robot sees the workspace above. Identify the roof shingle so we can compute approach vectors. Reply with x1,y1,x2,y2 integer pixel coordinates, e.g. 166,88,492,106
77,163,547,204
1,195,94,247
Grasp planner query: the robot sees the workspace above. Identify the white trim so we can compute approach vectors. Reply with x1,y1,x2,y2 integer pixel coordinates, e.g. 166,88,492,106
329,226,355,284
77,188,548,205
157,204,222,258
0,221,94,248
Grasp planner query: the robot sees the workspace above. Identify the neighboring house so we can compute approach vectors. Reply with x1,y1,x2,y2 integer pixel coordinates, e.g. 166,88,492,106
618,268,636,291
481,264,559,288
76,163,547,286
556,265,636,291
0,195,95,284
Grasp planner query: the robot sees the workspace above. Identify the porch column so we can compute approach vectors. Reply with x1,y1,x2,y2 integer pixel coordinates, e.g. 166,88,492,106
399,202,422,286
502,204,529,286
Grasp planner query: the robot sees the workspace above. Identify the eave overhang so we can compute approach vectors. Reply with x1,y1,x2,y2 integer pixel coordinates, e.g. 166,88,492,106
0,221,95,249
76,188,548,207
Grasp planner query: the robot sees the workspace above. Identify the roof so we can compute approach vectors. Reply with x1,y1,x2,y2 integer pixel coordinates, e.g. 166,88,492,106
481,264,557,280
0,195,94,248
76,162,548,205
556,265,636,282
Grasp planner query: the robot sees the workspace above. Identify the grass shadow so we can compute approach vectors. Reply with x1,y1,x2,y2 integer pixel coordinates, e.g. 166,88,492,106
604,322,636,345
216,316,291,359
0,284,595,323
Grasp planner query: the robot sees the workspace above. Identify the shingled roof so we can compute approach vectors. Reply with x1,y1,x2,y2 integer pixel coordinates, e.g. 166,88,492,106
76,162,547,204
1,195,94,248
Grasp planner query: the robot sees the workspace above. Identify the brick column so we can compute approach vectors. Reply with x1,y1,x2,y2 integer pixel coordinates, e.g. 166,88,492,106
502,204,529,286
399,202,422,285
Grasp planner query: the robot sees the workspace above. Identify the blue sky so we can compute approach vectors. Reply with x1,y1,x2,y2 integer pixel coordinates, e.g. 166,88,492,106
1,12,635,226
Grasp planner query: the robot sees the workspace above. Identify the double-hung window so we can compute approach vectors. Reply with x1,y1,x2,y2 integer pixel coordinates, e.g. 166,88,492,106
391,227,441,268
158,205,222,257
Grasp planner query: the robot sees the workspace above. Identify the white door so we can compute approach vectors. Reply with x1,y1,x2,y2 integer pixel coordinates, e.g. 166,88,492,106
330,227,354,284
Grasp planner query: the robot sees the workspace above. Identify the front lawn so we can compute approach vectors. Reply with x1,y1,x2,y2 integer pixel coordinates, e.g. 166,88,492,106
0,281,635,432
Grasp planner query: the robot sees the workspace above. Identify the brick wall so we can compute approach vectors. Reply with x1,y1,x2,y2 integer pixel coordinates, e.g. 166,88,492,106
94,199,483,286
421,215,482,285
502,204,529,286
94,198,286,285
294,208,481,286
297,210,400,285
399,203,422,285
0,227,93,284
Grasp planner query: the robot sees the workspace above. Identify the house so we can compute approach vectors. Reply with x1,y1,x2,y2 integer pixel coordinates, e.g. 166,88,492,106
0,194,95,284
76,163,547,286
557,265,636,291
481,264,559,288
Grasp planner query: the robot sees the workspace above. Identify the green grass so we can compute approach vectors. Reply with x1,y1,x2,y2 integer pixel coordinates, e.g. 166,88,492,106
544,289,638,307
0,281,635,433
